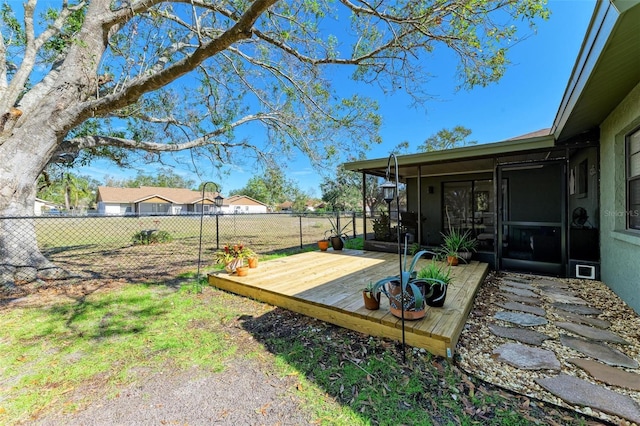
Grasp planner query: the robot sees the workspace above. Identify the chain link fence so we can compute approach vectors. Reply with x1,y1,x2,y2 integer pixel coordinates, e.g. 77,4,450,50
1,212,366,283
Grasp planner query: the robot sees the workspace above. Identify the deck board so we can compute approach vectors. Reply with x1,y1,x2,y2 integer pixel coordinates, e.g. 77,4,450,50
208,249,488,359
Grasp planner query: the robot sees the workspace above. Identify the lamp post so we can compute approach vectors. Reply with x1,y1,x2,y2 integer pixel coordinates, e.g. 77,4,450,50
196,182,224,291
382,153,406,362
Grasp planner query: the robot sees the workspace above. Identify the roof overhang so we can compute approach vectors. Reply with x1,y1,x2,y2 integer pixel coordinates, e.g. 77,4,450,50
343,133,556,180
133,195,176,203
552,0,640,141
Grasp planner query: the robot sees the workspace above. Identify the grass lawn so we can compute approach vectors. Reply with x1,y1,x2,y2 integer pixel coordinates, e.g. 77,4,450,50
28,214,371,284
34,214,369,254
0,268,595,425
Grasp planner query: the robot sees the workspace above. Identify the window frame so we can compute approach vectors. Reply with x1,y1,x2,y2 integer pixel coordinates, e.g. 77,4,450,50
626,127,640,231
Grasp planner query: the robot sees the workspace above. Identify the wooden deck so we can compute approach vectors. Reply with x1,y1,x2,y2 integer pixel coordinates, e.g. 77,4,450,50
208,250,489,359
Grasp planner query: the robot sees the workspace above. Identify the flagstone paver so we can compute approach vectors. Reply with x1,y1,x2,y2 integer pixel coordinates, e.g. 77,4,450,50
551,303,603,316
499,285,538,298
555,321,630,345
494,311,548,326
502,280,537,291
496,301,546,317
559,334,639,368
568,358,640,391
535,374,640,424
493,343,561,370
499,292,540,305
544,291,588,305
553,308,612,329
488,324,551,346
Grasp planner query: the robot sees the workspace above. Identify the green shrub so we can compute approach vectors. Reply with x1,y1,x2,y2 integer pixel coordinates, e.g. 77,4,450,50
344,237,363,249
372,212,391,241
132,230,173,245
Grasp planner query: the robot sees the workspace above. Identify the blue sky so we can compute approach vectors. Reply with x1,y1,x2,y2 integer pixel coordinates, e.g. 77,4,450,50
79,0,596,197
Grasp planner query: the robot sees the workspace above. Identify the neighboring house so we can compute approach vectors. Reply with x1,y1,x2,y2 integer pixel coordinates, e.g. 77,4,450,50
34,198,62,216
96,186,223,215
344,0,640,313
277,201,293,212
222,195,268,214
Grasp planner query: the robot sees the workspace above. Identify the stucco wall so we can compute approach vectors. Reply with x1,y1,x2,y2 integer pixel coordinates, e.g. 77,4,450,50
98,202,126,215
600,80,640,314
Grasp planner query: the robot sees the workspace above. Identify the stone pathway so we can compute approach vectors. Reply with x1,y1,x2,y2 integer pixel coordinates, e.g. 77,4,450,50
456,272,640,425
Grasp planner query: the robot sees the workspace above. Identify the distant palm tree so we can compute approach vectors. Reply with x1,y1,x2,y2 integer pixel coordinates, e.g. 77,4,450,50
63,173,92,212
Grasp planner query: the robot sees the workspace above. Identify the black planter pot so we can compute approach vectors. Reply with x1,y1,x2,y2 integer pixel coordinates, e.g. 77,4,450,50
425,282,447,307
330,236,344,251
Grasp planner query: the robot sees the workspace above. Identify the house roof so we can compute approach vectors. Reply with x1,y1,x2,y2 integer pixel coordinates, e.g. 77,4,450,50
35,198,62,207
552,0,640,141
343,130,556,180
225,195,268,207
96,186,222,204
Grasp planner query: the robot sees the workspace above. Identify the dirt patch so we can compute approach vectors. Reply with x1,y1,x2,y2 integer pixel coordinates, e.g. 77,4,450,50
34,360,313,426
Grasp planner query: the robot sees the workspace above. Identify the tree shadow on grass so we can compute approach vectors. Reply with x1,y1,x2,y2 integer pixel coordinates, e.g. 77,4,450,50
44,292,169,341
238,307,463,425
238,307,601,426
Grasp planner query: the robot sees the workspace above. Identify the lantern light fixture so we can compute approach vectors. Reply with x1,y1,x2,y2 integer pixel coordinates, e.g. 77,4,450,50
381,180,396,203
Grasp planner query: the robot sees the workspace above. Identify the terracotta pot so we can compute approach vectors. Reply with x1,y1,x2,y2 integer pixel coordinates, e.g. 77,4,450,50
386,280,427,320
318,240,330,251
248,257,258,268
447,255,459,266
363,291,380,310
236,266,249,277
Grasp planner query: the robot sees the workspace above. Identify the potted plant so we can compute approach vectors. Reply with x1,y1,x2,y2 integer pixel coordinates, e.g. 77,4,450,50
416,261,452,307
371,245,438,320
372,211,392,242
409,242,422,255
317,238,330,251
326,216,351,251
362,281,381,310
236,263,249,276
457,230,477,263
440,227,475,266
214,243,255,274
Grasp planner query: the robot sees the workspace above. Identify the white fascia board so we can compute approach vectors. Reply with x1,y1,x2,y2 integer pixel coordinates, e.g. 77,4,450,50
551,1,619,138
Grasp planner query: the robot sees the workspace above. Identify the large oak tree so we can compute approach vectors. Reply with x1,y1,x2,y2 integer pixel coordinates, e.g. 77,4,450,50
0,0,547,283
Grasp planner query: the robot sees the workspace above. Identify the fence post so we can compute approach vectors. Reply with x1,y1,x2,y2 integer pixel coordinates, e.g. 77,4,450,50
216,213,220,249
299,215,303,249
352,211,357,238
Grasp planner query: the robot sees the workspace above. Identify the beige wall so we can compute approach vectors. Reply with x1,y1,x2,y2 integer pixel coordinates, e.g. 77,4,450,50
599,80,640,313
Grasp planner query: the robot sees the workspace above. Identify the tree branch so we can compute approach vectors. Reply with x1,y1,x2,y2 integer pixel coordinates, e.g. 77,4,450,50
62,112,280,152
4,1,87,114
78,0,278,122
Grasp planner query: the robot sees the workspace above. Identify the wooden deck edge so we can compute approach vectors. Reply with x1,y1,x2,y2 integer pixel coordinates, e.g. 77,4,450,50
208,273,451,358
448,262,490,350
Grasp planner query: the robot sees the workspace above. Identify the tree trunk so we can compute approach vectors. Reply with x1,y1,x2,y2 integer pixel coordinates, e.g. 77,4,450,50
0,1,110,288
0,125,70,288
65,181,71,211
